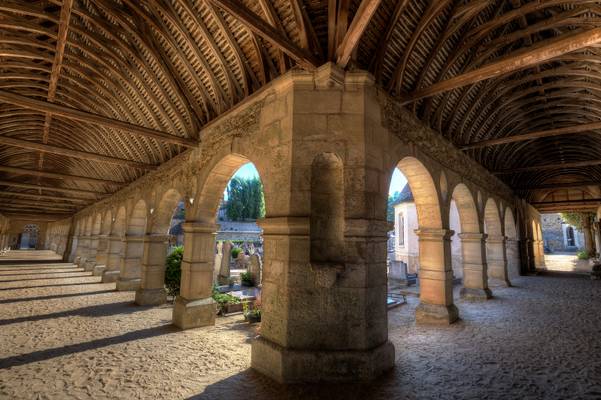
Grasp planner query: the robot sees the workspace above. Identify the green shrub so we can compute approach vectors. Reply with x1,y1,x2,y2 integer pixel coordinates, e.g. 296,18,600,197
212,285,241,314
240,271,253,286
231,247,241,259
165,246,184,297
577,250,590,260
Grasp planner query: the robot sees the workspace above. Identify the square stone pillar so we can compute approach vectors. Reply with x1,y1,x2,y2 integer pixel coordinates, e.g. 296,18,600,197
251,217,394,384
76,236,90,267
116,235,144,291
172,222,217,329
134,234,169,306
101,236,123,283
459,232,493,299
93,235,109,276
414,229,459,324
486,235,511,287
84,235,99,271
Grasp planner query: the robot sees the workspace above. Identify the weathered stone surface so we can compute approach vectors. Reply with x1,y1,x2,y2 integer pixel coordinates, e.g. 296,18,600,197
172,297,216,330
134,288,166,306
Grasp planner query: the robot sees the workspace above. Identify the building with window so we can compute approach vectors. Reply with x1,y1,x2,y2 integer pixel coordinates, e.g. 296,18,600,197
541,213,584,252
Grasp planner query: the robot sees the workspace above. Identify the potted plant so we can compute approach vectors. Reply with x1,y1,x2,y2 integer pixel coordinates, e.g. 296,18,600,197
243,301,261,323
240,271,253,286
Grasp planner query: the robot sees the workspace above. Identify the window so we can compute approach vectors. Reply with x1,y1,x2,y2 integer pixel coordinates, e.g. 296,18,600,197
397,213,405,247
566,226,575,247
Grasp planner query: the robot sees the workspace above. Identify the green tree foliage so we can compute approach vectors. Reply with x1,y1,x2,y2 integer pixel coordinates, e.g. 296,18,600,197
387,191,402,222
164,246,184,297
225,177,265,221
561,212,593,230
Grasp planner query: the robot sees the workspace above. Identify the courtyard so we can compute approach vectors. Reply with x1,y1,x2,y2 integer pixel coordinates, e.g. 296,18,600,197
1,254,599,400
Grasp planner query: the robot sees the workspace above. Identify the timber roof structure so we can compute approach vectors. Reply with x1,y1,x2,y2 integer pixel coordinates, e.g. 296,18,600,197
1,0,601,218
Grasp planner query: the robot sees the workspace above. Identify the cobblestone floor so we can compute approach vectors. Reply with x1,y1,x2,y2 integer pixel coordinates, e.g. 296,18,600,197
0,255,600,400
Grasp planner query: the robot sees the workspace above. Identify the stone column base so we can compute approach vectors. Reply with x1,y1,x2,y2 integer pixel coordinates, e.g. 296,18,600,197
116,278,141,291
84,262,95,272
92,265,106,276
415,303,459,324
488,277,511,288
172,296,216,330
251,336,395,384
134,288,166,306
101,270,120,283
460,287,493,301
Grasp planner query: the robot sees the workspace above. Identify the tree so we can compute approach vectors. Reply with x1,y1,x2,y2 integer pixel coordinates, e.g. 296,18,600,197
561,212,593,230
387,191,402,223
225,177,265,221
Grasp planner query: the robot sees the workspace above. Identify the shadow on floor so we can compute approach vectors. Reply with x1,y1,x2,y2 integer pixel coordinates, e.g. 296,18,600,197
0,281,103,291
0,324,178,369
0,267,80,273
538,270,590,279
0,289,116,304
188,368,397,400
0,301,150,326
0,270,86,278
0,274,93,283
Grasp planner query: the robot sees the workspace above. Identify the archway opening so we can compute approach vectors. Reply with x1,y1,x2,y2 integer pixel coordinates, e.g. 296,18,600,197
504,208,520,279
386,157,443,307
117,200,147,292
19,224,39,249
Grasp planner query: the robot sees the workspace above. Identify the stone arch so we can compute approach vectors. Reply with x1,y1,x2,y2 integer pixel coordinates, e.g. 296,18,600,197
150,189,183,234
113,206,127,237
484,198,510,286
311,152,345,267
101,210,112,235
451,184,480,234
484,198,503,237
395,156,442,229
84,216,93,236
193,153,259,223
92,214,102,236
128,199,147,236
504,208,520,278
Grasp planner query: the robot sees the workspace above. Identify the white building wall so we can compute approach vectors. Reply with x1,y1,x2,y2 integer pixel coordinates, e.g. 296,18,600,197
449,200,463,280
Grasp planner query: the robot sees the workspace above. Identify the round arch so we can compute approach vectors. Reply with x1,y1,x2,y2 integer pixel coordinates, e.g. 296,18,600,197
113,206,127,237
92,214,102,235
128,200,147,236
101,210,112,235
504,208,520,278
151,189,183,234
451,184,480,233
484,198,503,236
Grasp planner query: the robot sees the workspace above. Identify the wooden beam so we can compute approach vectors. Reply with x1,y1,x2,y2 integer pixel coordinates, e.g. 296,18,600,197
336,0,382,68
207,0,320,70
532,198,601,205
515,181,601,191
0,90,197,147
494,159,601,174
0,199,79,210
0,191,90,204
404,27,601,104
462,121,601,149
0,180,107,197
0,165,125,187
0,136,156,170
0,212,69,221
0,204,75,213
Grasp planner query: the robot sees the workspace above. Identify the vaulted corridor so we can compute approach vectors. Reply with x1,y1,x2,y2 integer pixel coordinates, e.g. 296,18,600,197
1,252,599,400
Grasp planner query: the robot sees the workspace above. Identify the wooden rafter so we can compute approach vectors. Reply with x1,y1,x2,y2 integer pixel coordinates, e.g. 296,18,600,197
462,121,601,149
494,159,601,174
336,0,382,68
0,136,156,170
0,90,197,147
403,27,601,104
0,180,108,196
0,165,125,187
0,191,91,204
207,0,320,70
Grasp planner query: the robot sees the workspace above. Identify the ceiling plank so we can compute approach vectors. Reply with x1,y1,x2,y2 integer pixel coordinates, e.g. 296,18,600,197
207,0,320,70
0,136,156,170
532,198,601,205
0,165,125,187
0,180,108,196
336,0,382,68
0,199,79,210
0,90,197,147
494,159,601,174
462,121,601,149
403,27,601,104
0,191,91,204
515,181,601,190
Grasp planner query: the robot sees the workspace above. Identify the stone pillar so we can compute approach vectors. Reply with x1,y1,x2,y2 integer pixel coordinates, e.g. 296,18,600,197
593,222,601,257
459,232,493,299
414,228,459,324
537,239,546,268
218,241,232,285
84,235,99,271
486,235,511,286
116,235,144,291
251,217,395,383
77,235,90,267
101,235,123,283
134,234,169,305
584,217,595,257
93,235,109,276
172,222,217,329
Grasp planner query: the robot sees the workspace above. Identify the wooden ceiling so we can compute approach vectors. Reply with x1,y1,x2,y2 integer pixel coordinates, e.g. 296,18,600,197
1,0,601,218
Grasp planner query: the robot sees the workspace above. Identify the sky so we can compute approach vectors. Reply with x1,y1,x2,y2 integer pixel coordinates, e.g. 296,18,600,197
389,168,408,196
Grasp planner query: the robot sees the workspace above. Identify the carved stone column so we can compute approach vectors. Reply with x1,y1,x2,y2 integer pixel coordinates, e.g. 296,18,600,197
172,222,217,329
92,234,109,276
84,235,99,271
487,235,512,286
414,228,459,324
116,235,144,291
134,234,169,305
251,217,395,383
101,235,123,283
459,232,493,299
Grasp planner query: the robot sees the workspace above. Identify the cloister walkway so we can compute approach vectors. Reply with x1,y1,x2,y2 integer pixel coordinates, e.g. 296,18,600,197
0,252,600,400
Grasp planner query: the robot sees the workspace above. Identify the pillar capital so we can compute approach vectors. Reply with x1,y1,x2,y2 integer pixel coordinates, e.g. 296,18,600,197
486,235,507,244
257,216,308,236
182,221,219,234
344,219,390,238
415,228,454,241
143,234,171,243
458,232,488,242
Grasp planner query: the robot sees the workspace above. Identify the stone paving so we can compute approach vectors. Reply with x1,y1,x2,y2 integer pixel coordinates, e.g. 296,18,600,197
0,257,600,400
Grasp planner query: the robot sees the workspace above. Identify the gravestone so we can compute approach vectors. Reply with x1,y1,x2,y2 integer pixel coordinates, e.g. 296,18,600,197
218,241,232,285
213,241,223,283
249,254,262,286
